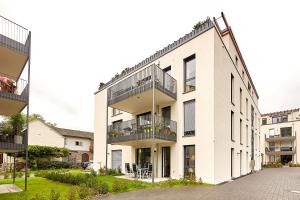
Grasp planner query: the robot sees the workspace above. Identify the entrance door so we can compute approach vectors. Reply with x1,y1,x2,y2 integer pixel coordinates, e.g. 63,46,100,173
281,155,292,165
162,147,170,177
81,153,89,162
112,150,122,170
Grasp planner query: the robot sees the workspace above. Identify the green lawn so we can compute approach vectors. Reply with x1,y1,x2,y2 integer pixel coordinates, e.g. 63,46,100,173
0,177,72,200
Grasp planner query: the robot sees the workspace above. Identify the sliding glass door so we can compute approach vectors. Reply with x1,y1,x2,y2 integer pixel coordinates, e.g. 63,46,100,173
184,145,195,178
162,147,170,177
136,148,151,168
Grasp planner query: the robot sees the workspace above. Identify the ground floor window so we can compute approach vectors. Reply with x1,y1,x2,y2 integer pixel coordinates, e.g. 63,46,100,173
184,145,195,179
112,150,122,170
136,148,151,168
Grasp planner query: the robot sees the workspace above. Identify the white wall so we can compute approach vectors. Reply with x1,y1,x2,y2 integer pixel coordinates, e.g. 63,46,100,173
65,137,91,151
28,120,64,147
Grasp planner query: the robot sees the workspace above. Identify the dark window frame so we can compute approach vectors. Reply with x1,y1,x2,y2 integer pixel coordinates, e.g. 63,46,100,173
184,54,196,93
231,74,235,105
184,145,195,178
231,111,235,142
184,100,195,136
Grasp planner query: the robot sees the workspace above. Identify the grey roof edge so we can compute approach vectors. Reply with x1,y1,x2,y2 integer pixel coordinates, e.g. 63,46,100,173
261,108,300,117
54,127,94,139
94,19,214,95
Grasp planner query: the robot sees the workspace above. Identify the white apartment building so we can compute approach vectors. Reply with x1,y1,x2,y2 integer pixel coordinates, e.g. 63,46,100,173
261,108,300,164
94,13,263,184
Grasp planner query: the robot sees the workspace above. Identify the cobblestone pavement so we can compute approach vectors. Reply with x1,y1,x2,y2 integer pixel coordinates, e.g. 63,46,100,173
102,167,300,200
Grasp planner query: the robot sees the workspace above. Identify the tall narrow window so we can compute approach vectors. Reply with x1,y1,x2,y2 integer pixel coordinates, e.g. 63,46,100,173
246,125,249,146
184,145,195,178
240,88,243,113
240,119,243,145
231,148,234,178
246,98,249,120
184,100,195,136
184,55,196,92
231,74,235,104
262,118,267,125
242,70,245,80
231,111,235,141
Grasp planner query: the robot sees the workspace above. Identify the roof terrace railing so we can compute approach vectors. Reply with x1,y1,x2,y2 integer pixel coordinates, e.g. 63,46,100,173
0,15,30,54
107,64,177,106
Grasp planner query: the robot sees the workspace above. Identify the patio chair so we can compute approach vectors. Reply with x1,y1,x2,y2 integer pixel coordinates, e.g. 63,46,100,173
143,163,153,179
132,163,139,178
125,163,133,177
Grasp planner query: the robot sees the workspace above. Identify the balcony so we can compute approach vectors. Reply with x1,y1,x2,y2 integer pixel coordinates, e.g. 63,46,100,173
265,147,295,156
0,15,30,80
265,135,296,142
107,117,177,145
0,76,28,116
107,64,177,113
0,129,27,152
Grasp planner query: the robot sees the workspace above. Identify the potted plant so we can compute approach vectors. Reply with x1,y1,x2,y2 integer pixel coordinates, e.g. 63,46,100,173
8,113,25,144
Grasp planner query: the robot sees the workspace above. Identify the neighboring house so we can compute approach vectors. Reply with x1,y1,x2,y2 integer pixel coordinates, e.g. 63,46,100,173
93,13,263,184
28,119,94,164
0,16,31,189
261,108,300,165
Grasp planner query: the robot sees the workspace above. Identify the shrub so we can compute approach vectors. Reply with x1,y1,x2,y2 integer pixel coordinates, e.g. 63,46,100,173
67,187,79,200
49,189,61,200
35,161,71,170
99,167,123,176
289,163,300,167
262,162,282,168
130,180,147,189
94,180,109,194
112,180,128,192
78,185,92,199
30,193,46,200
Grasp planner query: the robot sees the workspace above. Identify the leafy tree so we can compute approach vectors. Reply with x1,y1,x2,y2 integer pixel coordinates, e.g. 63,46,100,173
14,145,69,159
0,113,26,135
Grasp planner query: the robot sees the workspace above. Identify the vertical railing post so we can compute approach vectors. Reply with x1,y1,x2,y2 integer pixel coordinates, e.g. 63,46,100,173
151,64,155,184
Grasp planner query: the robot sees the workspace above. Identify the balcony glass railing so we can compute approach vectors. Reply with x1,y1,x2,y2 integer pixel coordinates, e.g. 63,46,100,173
107,64,177,106
267,146,293,152
108,117,177,143
0,129,27,150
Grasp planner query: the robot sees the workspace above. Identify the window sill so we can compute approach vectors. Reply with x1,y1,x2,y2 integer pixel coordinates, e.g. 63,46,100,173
183,135,195,138
182,90,195,95
231,139,235,142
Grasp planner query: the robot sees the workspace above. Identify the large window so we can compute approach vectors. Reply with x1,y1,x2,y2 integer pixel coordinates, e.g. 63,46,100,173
136,148,151,168
246,125,249,146
246,98,248,119
280,127,292,137
262,118,267,125
112,120,123,132
184,145,195,178
231,74,235,104
184,55,196,92
240,88,243,113
272,115,288,124
240,119,243,145
231,111,235,141
184,100,195,136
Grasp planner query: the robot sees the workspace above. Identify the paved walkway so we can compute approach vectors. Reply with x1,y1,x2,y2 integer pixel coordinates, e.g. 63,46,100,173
0,184,22,194
103,168,300,200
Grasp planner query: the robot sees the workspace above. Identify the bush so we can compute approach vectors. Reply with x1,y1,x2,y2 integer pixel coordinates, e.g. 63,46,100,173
67,187,79,200
77,185,93,199
30,193,46,200
262,162,282,168
35,161,71,170
49,189,61,200
112,180,128,192
35,171,109,194
289,163,300,167
98,167,123,176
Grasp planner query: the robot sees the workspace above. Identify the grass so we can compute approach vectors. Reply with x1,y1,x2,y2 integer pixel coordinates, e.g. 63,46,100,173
0,177,72,200
0,169,212,199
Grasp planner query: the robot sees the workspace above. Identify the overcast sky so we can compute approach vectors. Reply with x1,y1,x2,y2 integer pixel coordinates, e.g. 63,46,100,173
1,0,300,132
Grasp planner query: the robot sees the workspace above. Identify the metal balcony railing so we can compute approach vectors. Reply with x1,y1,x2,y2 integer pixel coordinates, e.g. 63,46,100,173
0,129,27,150
107,64,177,106
107,117,177,143
0,15,30,54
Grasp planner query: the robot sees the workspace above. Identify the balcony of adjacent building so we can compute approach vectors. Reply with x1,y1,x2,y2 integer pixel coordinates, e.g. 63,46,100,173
107,116,177,145
265,146,296,156
0,128,27,152
0,15,30,80
265,127,295,142
107,64,177,114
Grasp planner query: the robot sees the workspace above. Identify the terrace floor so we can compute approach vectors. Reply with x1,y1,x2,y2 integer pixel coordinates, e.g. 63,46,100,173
103,167,300,200
116,175,169,183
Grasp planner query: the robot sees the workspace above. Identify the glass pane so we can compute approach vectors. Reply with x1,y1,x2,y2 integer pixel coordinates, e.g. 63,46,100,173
184,145,195,179
184,100,195,136
185,57,196,92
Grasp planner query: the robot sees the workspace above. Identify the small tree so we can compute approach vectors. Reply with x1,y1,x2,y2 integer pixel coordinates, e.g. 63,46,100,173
0,113,26,135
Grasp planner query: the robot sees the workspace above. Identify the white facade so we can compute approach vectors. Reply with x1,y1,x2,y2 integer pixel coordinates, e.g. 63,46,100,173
94,15,263,184
28,120,65,147
65,137,92,152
